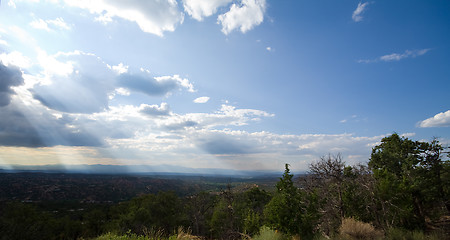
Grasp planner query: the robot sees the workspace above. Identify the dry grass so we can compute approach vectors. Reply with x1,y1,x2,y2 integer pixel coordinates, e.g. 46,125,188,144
251,226,287,240
339,218,383,240
173,227,203,240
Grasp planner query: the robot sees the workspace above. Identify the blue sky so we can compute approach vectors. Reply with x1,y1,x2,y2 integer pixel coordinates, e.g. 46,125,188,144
0,0,449,171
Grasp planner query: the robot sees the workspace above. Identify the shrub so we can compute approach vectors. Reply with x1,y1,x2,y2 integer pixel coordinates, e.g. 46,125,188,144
339,218,383,240
385,228,442,240
252,226,287,240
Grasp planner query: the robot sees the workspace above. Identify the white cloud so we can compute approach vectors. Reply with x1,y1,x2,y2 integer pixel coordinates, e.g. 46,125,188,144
358,49,431,63
379,49,430,62
352,2,370,22
108,87,130,100
27,49,197,113
82,101,383,170
187,104,267,129
47,17,71,30
183,0,233,21
94,14,113,25
187,131,384,169
266,46,272,51
114,87,130,96
400,132,416,138
0,51,33,69
418,110,450,128
0,67,395,170
8,0,17,8
190,104,273,128
30,19,51,31
193,96,210,103
36,48,74,77
30,17,71,31
217,0,266,35
109,62,128,74
63,0,184,37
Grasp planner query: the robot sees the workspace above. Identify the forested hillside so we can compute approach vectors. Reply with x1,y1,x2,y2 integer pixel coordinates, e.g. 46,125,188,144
0,134,448,240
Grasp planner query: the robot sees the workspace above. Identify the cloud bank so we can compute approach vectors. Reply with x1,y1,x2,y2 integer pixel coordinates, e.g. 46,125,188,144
418,110,450,128
60,0,267,36
63,0,184,36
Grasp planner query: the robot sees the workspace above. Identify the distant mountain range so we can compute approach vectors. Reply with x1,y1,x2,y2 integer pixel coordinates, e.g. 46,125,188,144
0,164,297,177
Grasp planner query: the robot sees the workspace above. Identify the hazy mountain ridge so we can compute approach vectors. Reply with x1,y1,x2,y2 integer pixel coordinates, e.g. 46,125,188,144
0,164,291,177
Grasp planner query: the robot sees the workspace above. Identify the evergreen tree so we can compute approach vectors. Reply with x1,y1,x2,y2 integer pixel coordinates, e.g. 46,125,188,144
369,133,449,230
264,164,318,238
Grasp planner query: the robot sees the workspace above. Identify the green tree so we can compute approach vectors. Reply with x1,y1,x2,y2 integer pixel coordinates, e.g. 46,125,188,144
264,164,318,238
369,133,449,230
416,139,449,214
341,164,377,224
113,191,187,235
234,187,271,235
209,184,239,239
185,191,216,236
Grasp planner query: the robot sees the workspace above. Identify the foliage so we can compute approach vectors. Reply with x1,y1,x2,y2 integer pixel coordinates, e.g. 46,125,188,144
369,133,449,230
209,184,272,238
264,164,319,238
236,187,271,235
209,184,237,238
0,202,83,240
111,191,187,235
185,191,216,236
384,228,442,240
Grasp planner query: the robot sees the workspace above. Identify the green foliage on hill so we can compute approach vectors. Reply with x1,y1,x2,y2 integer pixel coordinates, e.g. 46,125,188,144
0,134,448,240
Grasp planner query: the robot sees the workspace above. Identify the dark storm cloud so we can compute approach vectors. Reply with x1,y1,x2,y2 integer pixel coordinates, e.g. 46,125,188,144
198,136,254,155
33,89,109,114
0,105,103,147
165,120,198,130
119,73,184,97
140,103,171,116
0,62,24,107
32,53,115,113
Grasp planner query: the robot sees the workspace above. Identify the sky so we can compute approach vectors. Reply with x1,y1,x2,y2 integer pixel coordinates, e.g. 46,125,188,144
0,0,449,172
